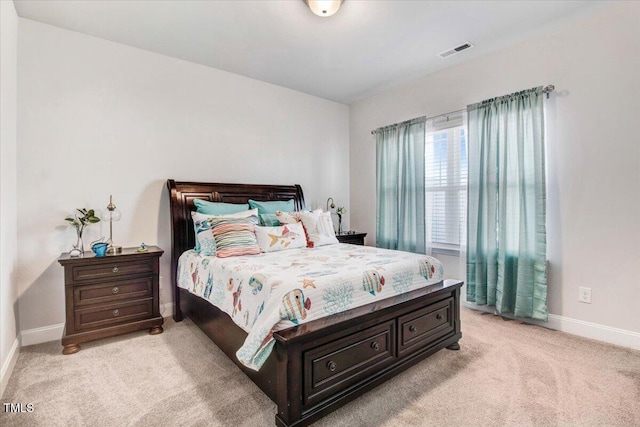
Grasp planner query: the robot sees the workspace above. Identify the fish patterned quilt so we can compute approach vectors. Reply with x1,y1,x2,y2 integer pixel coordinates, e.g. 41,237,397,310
177,244,444,370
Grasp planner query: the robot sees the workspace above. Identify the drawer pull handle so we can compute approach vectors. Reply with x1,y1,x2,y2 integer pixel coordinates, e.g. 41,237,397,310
371,341,380,351
409,325,417,333
112,309,120,317
436,313,443,320
112,267,119,273
326,361,337,372
112,287,119,294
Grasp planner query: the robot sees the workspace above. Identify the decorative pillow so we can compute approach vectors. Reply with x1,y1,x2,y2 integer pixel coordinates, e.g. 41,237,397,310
248,199,295,215
194,199,250,215
259,214,280,227
317,211,339,239
193,216,218,255
210,217,261,258
255,223,308,253
275,210,303,225
275,211,313,247
277,209,338,247
192,209,258,254
307,211,339,247
192,202,252,252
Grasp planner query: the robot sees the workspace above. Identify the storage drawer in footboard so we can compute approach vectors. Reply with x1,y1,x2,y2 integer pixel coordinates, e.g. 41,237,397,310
303,320,396,407
398,297,455,358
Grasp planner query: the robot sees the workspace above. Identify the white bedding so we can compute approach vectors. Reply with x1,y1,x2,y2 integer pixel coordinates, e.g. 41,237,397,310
177,244,444,370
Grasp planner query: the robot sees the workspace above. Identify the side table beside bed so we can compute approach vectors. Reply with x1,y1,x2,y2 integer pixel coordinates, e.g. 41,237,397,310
57,246,164,355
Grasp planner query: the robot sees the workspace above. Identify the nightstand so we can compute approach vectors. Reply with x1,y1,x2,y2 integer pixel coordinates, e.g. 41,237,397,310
58,246,164,355
336,232,367,246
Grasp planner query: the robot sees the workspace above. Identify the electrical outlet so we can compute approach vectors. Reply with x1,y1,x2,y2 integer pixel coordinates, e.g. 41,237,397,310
159,275,163,290
578,287,592,304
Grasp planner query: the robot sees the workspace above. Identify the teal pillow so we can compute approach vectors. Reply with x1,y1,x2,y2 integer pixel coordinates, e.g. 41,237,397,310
194,199,250,215
192,200,250,252
259,214,280,227
248,199,295,215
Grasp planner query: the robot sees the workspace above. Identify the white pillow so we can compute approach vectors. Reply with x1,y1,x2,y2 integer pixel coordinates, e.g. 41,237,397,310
255,223,308,252
275,211,303,225
313,211,339,246
298,209,321,234
317,211,337,237
275,209,339,247
299,211,337,246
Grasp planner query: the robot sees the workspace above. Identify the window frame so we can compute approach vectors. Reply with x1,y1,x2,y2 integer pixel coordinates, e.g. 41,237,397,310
424,113,467,256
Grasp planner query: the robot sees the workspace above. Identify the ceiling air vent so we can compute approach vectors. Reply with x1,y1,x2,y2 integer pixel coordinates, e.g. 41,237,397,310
438,42,474,59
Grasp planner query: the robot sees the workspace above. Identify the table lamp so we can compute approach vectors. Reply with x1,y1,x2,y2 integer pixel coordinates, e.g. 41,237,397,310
101,195,122,254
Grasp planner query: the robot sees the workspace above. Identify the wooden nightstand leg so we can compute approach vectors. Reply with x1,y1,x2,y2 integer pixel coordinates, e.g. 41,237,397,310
62,343,80,355
149,325,163,335
446,342,460,351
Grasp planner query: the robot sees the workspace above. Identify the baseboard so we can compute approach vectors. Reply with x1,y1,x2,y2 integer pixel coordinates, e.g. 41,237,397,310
462,302,640,350
18,304,175,348
19,323,64,347
160,302,174,319
20,302,635,351
545,313,640,350
1,338,20,398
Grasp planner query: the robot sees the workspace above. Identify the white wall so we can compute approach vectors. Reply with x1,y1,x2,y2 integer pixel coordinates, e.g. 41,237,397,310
17,19,349,336
350,2,640,338
1,0,20,396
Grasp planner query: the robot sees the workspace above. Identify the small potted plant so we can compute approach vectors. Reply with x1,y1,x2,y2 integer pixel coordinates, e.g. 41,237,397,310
65,208,100,256
336,207,347,235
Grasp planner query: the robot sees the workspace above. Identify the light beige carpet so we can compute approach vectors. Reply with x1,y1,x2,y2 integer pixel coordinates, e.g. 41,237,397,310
2,308,639,427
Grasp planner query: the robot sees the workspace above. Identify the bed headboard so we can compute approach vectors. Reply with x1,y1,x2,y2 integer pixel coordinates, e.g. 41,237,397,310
166,179,305,320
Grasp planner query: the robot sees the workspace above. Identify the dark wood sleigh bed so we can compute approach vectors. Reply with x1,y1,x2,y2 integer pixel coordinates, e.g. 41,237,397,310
167,179,462,427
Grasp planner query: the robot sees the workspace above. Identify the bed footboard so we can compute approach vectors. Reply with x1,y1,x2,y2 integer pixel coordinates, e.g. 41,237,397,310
273,279,462,427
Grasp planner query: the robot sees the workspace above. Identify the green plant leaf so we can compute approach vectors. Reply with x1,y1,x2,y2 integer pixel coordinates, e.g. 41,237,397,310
67,207,101,226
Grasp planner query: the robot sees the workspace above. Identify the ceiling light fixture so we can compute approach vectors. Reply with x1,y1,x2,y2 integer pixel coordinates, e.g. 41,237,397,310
304,0,344,17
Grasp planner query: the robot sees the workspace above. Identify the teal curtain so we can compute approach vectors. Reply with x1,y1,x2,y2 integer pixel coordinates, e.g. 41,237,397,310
466,87,548,320
376,117,426,254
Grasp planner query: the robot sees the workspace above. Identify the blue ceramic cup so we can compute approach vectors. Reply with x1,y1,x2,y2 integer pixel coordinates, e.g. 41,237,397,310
92,242,108,257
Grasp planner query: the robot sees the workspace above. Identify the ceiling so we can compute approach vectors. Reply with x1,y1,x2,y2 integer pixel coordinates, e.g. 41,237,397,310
13,0,602,104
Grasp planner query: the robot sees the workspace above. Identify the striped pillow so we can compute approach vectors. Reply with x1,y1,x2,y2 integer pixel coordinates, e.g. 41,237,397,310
210,217,261,258
192,209,258,255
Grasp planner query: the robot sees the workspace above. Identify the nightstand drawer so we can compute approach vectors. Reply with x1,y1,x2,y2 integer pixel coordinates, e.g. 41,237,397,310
70,259,155,283
398,297,454,357
73,277,153,307
74,299,153,331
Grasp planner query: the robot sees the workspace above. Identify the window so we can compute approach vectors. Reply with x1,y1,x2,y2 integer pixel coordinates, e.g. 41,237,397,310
425,112,467,253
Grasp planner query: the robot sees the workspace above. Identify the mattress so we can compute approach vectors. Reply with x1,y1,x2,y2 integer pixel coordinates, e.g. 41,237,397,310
177,243,444,370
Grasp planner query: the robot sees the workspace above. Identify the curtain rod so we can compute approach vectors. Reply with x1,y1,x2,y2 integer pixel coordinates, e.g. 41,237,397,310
370,109,463,135
542,84,555,98
371,84,555,135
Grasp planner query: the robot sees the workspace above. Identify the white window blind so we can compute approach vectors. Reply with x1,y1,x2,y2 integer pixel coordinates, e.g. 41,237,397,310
425,112,467,250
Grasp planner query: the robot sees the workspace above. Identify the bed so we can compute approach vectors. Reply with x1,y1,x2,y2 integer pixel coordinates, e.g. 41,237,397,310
167,179,462,427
